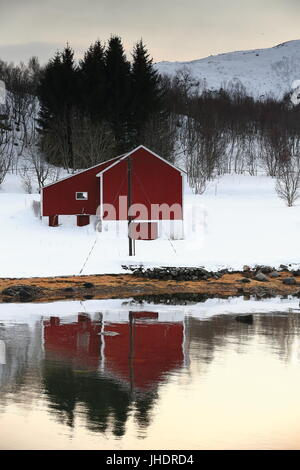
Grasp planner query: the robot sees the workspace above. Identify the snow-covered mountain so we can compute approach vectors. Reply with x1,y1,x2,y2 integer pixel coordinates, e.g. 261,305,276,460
156,40,300,100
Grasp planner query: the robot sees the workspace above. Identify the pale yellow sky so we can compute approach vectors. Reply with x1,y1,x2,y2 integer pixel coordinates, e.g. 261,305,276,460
0,0,300,64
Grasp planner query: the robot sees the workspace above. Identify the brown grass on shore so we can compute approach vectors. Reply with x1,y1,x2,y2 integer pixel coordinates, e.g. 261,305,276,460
0,271,299,303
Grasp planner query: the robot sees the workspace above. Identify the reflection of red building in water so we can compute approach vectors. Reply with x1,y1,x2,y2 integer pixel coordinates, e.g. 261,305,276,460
43,312,186,391
104,313,184,391
44,314,102,370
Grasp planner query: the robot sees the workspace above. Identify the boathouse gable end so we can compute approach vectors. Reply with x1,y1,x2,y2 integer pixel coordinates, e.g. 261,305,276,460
100,146,183,220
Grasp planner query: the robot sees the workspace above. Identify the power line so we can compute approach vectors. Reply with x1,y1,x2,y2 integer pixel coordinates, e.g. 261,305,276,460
79,236,98,275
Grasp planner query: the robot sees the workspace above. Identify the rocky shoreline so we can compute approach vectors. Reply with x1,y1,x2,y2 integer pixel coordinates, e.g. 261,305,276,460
124,264,300,283
0,265,300,303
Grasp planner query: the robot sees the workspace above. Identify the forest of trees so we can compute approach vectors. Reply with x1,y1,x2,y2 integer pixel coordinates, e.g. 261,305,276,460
166,69,300,202
37,37,173,170
1,36,300,205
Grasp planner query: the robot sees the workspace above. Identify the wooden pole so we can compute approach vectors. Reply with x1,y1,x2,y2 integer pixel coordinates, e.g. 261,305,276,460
127,156,135,256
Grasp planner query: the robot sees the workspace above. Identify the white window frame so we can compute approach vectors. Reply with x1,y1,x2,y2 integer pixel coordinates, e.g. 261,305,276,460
76,191,88,201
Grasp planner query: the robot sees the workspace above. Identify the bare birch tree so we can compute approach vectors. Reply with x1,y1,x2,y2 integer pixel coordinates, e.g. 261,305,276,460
183,116,226,193
72,117,116,168
275,156,300,207
0,109,13,185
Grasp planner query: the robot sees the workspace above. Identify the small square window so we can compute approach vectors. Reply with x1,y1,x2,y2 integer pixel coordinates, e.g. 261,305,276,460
76,192,88,200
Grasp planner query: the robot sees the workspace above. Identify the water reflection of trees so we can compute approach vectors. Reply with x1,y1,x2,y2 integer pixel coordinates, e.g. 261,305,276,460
0,311,185,438
0,321,43,400
255,312,300,361
43,359,157,436
43,309,300,437
1,306,300,438
41,312,185,437
187,310,300,365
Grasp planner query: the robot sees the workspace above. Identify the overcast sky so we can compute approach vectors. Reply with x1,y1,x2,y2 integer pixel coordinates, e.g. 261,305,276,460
1,0,300,65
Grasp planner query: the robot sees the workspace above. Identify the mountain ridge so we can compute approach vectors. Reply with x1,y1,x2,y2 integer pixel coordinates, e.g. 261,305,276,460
155,39,300,100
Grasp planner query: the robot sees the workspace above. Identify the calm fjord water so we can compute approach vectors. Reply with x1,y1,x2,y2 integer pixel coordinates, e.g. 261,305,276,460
0,298,300,450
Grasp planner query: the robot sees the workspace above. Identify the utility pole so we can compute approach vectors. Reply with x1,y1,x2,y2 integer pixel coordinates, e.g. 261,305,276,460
127,156,135,256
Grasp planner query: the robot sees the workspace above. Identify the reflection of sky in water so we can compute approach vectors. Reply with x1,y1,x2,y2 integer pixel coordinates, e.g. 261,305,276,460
0,298,300,449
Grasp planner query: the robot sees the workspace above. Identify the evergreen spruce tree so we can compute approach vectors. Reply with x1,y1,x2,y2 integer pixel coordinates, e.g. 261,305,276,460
38,52,63,122
38,45,79,168
130,39,162,144
79,40,106,121
60,44,78,168
130,40,175,160
105,36,131,153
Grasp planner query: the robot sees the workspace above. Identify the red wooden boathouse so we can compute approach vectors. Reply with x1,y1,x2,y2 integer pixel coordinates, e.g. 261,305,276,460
41,145,184,239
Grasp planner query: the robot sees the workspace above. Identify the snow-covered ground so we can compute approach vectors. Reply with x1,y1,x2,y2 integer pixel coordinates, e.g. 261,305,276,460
0,171,300,278
156,39,300,100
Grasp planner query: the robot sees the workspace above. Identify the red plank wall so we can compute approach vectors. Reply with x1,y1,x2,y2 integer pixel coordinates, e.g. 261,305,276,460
42,157,120,217
102,147,183,220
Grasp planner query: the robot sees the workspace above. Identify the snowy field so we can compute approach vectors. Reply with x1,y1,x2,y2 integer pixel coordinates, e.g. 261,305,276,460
0,172,300,278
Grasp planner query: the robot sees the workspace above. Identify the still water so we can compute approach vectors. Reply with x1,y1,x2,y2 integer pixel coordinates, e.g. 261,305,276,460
0,297,300,450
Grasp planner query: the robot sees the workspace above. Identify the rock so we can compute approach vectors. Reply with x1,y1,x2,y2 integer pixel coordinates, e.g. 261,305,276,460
219,269,229,275
269,272,280,278
243,265,251,272
83,282,94,289
282,277,297,285
255,272,269,282
2,285,42,302
255,265,274,274
134,266,218,281
279,264,288,271
240,278,251,283
64,287,75,292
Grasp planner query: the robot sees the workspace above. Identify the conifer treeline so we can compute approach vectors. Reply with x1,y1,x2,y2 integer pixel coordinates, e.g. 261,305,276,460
37,36,174,169
2,40,300,198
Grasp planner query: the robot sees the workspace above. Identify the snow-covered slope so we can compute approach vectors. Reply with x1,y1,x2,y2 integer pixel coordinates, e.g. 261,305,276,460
156,40,300,100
